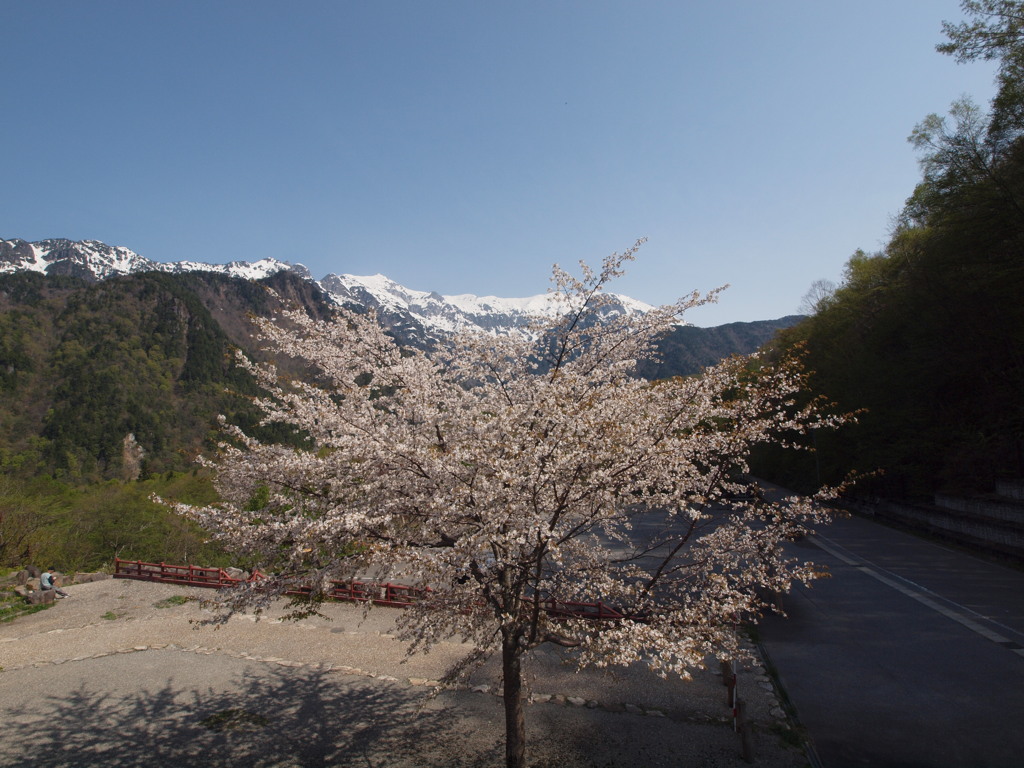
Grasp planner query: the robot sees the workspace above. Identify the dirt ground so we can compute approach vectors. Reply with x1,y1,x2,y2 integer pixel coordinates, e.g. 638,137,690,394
0,577,810,767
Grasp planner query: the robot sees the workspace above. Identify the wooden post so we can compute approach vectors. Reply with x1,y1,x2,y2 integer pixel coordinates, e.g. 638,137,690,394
721,659,736,708
736,698,754,763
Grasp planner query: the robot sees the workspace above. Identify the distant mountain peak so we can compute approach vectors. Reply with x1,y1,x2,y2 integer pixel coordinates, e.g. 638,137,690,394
0,237,309,285
319,272,655,336
0,237,797,349
5,237,634,336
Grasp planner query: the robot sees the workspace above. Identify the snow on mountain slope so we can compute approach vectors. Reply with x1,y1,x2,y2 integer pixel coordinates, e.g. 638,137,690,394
0,238,300,283
0,237,654,337
0,239,154,280
164,258,310,281
320,272,655,336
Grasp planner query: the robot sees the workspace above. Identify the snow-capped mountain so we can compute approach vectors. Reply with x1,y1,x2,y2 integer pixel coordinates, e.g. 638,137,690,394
0,238,309,283
319,272,654,336
0,238,654,338
1,238,153,280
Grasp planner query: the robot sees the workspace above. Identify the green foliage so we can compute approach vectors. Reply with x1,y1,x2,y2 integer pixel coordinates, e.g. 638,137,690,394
153,594,194,608
0,587,54,623
0,476,67,568
244,484,271,512
0,268,386,570
765,132,1024,498
0,270,328,483
38,273,243,479
759,6,1024,500
638,316,803,380
939,1,1024,143
0,472,232,572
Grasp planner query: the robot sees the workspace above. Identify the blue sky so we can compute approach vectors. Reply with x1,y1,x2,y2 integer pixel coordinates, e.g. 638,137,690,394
2,1,997,325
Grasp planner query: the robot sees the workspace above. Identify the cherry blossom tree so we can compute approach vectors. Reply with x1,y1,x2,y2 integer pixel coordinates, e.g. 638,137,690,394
173,241,846,768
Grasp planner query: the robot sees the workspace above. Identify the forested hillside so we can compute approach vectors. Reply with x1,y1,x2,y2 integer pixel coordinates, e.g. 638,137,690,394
0,270,339,571
638,316,803,380
762,3,1024,500
0,269,333,483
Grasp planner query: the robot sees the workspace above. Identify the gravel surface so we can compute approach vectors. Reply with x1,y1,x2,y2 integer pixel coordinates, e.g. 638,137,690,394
0,578,809,767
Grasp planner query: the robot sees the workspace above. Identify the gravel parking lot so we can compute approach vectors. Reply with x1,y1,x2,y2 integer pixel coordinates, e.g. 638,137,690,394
0,578,807,767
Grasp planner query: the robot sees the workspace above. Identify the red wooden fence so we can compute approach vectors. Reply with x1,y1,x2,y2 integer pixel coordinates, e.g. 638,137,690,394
114,559,243,588
536,596,625,620
113,557,626,619
113,558,429,608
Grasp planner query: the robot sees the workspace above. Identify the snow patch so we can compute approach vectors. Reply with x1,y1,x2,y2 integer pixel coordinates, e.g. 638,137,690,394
322,273,657,336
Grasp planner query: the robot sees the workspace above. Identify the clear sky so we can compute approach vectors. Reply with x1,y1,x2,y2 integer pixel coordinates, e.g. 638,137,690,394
2,1,998,326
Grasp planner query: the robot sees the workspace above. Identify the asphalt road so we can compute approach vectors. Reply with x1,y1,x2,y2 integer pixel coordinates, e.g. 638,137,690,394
759,512,1024,768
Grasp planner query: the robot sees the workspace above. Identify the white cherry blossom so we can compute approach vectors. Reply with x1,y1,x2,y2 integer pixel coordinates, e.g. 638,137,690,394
172,241,847,768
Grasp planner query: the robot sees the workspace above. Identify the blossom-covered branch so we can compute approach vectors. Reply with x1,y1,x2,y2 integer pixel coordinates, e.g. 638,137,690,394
171,244,849,768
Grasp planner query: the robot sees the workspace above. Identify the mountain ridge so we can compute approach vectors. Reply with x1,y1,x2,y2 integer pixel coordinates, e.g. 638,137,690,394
0,237,775,338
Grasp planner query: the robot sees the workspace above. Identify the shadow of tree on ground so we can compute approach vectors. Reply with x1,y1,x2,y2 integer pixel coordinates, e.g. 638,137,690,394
0,658,504,768
1,650,785,767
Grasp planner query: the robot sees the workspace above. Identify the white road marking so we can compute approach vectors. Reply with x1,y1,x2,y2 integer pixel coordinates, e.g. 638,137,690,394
812,534,1024,658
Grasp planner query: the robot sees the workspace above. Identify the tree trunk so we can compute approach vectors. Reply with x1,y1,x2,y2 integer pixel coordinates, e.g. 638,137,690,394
501,627,527,768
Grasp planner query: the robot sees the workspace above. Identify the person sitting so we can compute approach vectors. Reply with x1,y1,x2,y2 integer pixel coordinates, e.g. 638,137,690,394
40,568,69,599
